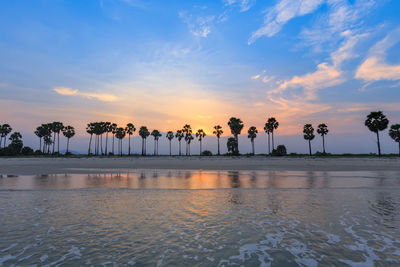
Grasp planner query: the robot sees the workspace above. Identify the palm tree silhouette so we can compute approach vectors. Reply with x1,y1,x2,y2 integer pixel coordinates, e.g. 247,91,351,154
34,125,46,152
227,137,237,155
227,117,243,155
0,124,12,148
183,124,192,156
115,127,126,156
125,123,136,156
110,123,117,155
195,129,206,155
44,135,53,154
317,123,329,153
365,111,389,156
213,125,223,155
86,123,95,155
166,131,174,156
185,133,194,155
247,126,258,155
303,124,315,156
40,123,51,153
139,126,150,156
104,122,112,155
62,126,75,154
175,130,184,156
267,117,279,150
389,124,400,156
51,122,64,154
151,129,162,155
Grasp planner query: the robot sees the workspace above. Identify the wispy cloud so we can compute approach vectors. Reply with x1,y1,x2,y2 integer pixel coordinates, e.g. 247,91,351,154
223,0,255,12
300,0,376,51
179,12,215,38
355,27,400,82
248,0,324,44
53,87,119,102
270,31,366,101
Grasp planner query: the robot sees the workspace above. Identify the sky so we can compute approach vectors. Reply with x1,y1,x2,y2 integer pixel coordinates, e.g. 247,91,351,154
1,0,400,155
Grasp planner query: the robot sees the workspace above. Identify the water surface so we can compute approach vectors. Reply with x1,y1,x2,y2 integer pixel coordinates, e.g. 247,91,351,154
1,170,400,266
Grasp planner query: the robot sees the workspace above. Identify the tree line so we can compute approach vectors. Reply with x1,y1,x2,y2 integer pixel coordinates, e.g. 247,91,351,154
0,111,399,156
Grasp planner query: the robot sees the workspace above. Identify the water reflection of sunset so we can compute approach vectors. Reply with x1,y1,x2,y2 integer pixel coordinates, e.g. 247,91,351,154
1,171,399,190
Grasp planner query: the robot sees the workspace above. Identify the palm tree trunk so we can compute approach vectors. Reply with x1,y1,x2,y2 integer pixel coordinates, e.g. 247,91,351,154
235,134,239,155
200,140,202,155
128,135,131,156
217,137,220,155
398,142,400,157
52,134,56,154
105,132,108,155
66,138,70,154
308,140,312,156
322,135,326,154
39,137,42,152
112,135,115,155
267,133,270,155
169,140,172,156
144,139,147,155
88,134,93,155
252,140,255,155
58,133,60,154
272,132,274,151
376,131,381,157
101,134,103,155
179,140,181,156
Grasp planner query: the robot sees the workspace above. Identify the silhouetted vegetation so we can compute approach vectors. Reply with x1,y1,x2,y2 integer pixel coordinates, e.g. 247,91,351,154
303,124,315,156
1,110,399,157
365,111,389,157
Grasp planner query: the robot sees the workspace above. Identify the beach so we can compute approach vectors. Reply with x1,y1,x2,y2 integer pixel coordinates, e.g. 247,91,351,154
1,156,400,175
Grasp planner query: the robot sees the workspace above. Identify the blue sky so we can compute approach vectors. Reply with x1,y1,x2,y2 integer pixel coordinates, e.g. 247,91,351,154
1,0,400,154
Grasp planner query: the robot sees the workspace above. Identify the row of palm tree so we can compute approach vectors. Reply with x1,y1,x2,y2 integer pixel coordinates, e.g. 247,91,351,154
34,122,75,154
3,111,400,156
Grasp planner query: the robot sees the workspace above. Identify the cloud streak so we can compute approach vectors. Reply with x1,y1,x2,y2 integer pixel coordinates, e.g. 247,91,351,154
355,28,400,82
53,87,119,102
248,0,324,44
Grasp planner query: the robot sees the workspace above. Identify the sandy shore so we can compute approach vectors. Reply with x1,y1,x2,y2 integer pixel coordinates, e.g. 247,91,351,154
1,156,400,175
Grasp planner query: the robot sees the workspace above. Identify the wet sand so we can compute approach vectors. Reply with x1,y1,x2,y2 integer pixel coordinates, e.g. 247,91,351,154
1,156,399,175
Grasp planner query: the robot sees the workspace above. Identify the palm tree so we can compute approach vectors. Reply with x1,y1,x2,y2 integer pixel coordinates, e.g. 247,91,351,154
51,122,64,154
247,126,258,155
62,126,75,154
317,123,329,153
86,123,95,155
185,133,194,155
139,126,150,156
0,124,12,148
213,125,223,155
115,127,126,156
175,130,184,156
166,131,174,156
44,135,53,154
125,123,136,156
303,124,315,156
34,125,46,152
365,111,389,156
227,137,237,155
151,130,162,155
267,117,279,150
195,129,206,155
183,124,192,156
227,117,243,155
389,124,400,156
40,124,51,153
104,122,112,155
111,123,117,155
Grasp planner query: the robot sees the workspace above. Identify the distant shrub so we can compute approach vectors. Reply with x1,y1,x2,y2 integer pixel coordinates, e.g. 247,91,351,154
201,150,212,156
21,146,34,155
34,150,43,155
65,152,72,156
0,147,16,156
272,145,287,156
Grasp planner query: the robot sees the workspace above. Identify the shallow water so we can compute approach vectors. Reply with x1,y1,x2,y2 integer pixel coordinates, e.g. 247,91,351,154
0,170,400,266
